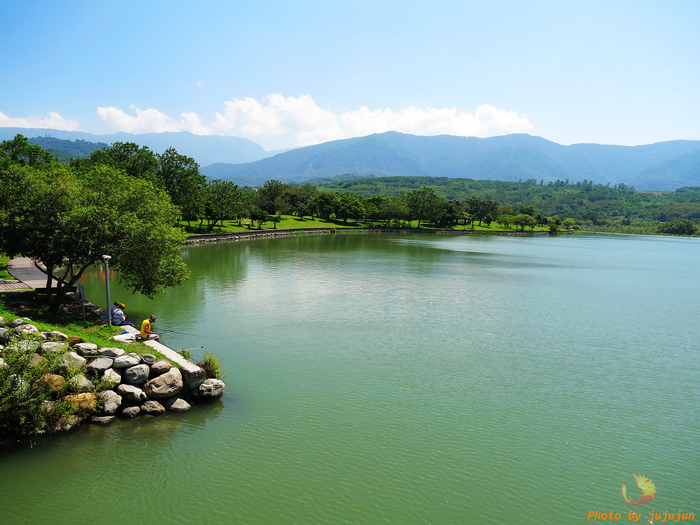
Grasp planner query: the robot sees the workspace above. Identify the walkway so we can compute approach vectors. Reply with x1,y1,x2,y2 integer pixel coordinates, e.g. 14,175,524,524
5,257,69,292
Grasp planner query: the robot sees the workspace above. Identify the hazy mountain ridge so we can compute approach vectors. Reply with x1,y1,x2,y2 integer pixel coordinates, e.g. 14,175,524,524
201,132,700,190
0,127,272,166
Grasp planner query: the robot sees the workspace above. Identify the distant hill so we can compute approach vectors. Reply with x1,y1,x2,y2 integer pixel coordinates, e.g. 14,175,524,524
26,136,108,162
201,132,700,191
0,128,272,166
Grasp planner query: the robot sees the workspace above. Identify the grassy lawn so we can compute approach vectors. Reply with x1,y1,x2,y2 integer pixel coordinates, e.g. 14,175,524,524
0,291,156,355
0,254,13,280
180,215,552,235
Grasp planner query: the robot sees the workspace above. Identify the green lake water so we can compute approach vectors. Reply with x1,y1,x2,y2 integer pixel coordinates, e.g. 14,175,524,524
1,232,698,524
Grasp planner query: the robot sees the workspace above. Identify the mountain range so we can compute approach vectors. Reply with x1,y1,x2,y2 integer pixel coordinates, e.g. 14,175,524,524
2,127,699,191
203,132,700,191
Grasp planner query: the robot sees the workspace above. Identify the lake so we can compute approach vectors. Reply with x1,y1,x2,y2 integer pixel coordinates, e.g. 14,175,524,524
1,232,698,524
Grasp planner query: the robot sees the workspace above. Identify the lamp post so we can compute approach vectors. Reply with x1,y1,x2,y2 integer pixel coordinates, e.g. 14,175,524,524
102,255,112,325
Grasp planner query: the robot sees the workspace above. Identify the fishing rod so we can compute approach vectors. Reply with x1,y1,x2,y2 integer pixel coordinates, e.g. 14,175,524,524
159,328,207,338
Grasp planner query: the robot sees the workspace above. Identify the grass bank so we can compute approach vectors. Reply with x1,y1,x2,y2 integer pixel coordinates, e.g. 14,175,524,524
0,254,13,280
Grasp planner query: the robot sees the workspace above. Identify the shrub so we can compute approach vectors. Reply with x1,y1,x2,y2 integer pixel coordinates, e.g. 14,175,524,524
197,352,224,379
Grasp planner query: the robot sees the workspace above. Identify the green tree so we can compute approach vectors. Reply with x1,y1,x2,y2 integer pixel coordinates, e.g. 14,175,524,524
156,148,207,222
0,162,189,311
248,206,270,229
465,196,499,227
0,134,56,168
334,193,365,223
81,142,159,186
657,219,697,235
204,179,241,230
404,186,442,227
513,213,537,231
254,180,287,214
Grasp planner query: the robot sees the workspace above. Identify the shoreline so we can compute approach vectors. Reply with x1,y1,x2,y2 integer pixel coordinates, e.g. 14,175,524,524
184,226,556,245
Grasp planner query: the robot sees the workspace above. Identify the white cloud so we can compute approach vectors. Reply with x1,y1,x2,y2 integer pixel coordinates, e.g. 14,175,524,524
96,105,211,134
0,111,80,131
211,95,532,148
8,96,531,149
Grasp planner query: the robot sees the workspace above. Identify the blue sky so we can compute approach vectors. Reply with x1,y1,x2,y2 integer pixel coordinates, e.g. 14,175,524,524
2,0,698,150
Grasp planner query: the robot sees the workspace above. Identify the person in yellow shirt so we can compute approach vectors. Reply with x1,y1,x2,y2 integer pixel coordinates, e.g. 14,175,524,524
140,315,160,342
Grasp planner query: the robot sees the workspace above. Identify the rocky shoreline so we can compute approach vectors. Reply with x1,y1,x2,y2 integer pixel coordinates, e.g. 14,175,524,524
0,316,225,433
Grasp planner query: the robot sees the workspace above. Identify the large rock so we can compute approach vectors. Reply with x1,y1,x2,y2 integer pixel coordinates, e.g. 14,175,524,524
0,328,15,344
0,357,5,368
40,341,69,354
87,357,113,374
143,367,183,399
91,415,116,424
102,368,122,387
42,331,69,341
116,384,147,404
29,353,44,367
150,360,172,377
162,397,191,412
33,373,66,393
124,364,150,384
17,324,39,335
67,336,83,345
140,400,166,415
113,354,140,369
99,390,122,415
10,318,27,328
64,392,97,413
74,342,99,356
68,374,93,393
10,339,41,353
57,351,86,372
198,378,226,398
98,347,125,358
121,405,141,418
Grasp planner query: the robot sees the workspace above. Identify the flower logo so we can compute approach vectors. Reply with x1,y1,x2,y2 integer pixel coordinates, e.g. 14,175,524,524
622,473,657,505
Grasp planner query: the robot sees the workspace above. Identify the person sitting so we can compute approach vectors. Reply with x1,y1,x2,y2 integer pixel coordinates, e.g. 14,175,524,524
111,303,134,327
140,315,160,342
110,301,120,318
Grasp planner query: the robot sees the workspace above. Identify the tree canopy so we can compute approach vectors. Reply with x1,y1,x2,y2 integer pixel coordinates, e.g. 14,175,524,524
0,135,190,311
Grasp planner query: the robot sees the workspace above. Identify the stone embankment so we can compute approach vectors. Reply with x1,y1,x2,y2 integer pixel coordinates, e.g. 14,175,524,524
184,227,555,245
185,227,428,245
0,316,225,432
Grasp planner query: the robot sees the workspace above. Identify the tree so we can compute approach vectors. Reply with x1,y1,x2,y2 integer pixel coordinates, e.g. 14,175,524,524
254,180,287,214
657,219,697,235
156,148,207,221
404,186,442,227
203,179,241,230
465,196,499,227
513,213,537,231
0,134,56,168
80,142,159,186
381,197,410,227
0,162,189,311
561,218,578,230
248,206,270,229
275,185,317,219
334,193,365,223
